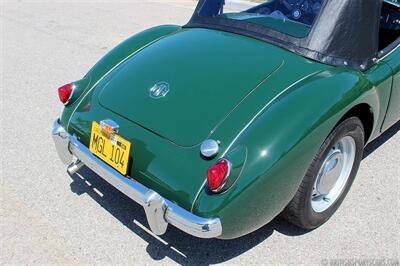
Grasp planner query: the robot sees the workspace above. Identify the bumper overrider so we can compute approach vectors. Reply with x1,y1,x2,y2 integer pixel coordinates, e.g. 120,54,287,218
51,119,222,238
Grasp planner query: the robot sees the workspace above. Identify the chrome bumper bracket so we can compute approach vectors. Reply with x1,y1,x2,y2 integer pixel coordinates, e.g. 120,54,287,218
143,190,168,235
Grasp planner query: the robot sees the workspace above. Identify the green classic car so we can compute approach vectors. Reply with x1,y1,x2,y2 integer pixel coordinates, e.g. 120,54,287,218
52,0,400,239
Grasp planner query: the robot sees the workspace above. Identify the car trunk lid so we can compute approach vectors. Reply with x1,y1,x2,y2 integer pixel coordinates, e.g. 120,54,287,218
98,28,283,146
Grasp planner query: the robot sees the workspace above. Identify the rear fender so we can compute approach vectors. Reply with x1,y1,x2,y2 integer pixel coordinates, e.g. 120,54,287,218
193,68,379,239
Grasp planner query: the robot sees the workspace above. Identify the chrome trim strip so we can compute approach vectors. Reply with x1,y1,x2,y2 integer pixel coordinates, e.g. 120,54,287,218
222,71,321,155
64,84,76,106
190,179,208,213
377,43,400,63
52,119,222,238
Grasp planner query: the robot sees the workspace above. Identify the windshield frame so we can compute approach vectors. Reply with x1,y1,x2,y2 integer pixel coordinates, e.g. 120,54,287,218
198,0,324,38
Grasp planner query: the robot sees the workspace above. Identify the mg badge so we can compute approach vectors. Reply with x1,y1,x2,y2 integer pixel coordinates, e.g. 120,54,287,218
149,82,170,99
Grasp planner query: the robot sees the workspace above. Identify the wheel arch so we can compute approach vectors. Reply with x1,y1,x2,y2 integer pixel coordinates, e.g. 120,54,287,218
335,103,374,144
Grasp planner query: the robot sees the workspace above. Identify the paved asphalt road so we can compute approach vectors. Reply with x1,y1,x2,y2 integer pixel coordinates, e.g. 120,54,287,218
1,0,399,265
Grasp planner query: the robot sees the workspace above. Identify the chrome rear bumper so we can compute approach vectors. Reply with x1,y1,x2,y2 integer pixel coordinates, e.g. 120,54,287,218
51,119,222,238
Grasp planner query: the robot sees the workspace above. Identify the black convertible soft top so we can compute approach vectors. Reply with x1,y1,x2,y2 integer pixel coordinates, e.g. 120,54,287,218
185,0,384,70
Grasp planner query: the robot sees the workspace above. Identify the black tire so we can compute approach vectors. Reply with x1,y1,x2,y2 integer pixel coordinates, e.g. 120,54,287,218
282,117,365,229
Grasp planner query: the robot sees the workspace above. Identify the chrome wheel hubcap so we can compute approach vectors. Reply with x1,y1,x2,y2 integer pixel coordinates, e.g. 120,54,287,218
311,136,356,213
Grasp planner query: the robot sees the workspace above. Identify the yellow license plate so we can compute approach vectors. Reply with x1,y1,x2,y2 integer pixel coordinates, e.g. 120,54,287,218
89,121,131,175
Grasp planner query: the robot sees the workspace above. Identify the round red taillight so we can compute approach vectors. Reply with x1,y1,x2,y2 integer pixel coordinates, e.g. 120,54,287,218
58,83,74,104
207,159,231,192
